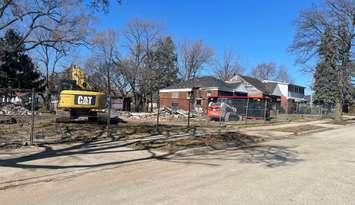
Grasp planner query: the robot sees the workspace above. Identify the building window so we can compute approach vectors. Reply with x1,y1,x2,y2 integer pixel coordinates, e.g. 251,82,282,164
172,92,179,99
172,102,179,112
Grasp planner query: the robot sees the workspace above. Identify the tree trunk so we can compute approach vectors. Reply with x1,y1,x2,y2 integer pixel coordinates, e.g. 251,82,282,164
134,94,139,112
139,96,144,112
134,94,143,112
335,99,342,121
44,62,50,111
142,96,146,112
150,94,153,112
44,92,51,111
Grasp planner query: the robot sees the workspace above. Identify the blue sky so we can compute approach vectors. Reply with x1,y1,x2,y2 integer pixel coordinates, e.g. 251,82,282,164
94,0,320,93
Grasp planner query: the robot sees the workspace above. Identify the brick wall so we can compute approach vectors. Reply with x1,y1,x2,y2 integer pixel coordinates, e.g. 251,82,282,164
160,91,191,111
280,95,288,112
160,89,233,114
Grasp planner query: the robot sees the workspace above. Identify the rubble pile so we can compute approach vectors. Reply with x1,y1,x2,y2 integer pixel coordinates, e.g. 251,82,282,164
126,107,190,121
127,112,156,121
0,103,31,116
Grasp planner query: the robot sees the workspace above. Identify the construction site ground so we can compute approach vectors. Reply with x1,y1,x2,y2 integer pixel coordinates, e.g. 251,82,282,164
0,115,355,204
0,112,337,147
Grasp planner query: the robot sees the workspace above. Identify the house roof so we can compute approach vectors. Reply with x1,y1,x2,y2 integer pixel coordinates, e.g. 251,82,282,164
263,82,278,94
225,82,242,88
288,83,306,89
163,76,239,92
239,75,270,94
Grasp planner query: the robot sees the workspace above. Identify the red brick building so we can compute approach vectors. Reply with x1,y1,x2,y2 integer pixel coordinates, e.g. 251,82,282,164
159,76,247,114
160,74,306,115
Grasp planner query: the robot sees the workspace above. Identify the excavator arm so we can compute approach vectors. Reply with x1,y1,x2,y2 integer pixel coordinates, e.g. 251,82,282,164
68,65,92,90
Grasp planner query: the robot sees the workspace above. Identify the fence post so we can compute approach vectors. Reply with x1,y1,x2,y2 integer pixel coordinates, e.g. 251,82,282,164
156,94,160,133
187,89,195,129
245,97,249,124
187,97,191,128
30,88,35,145
286,100,289,121
106,65,112,139
219,99,223,130
263,98,268,123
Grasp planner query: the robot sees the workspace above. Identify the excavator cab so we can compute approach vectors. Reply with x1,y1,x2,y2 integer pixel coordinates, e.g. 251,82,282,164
60,80,77,90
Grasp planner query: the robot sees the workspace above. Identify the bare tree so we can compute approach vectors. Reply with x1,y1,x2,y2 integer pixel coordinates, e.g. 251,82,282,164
36,45,67,88
0,0,115,19
251,63,293,83
90,29,132,96
290,0,354,70
290,0,354,120
251,62,277,81
214,49,244,81
90,29,121,138
85,57,107,91
89,0,122,11
180,40,214,81
0,0,91,52
275,66,293,83
122,18,162,111
35,44,68,110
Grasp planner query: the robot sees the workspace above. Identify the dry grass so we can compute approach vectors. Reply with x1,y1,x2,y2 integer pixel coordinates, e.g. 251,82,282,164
271,125,325,134
129,132,264,154
0,112,333,149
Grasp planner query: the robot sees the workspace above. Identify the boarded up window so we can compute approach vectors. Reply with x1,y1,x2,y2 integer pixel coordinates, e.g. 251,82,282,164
172,102,179,112
172,92,179,99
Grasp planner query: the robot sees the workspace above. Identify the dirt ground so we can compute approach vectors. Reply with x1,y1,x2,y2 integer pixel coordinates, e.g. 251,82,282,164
0,117,354,204
0,112,335,148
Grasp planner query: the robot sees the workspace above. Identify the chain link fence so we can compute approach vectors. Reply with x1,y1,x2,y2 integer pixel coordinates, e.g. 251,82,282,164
1,88,34,146
0,88,110,147
0,89,340,147
155,96,338,128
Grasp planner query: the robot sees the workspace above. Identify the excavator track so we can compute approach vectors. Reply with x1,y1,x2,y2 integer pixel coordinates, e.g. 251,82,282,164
55,109,107,123
55,110,72,123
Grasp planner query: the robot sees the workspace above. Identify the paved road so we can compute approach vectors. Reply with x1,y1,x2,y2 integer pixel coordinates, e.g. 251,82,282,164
1,125,355,205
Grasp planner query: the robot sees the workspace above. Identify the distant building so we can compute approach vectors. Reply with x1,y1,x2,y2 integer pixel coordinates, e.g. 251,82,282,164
227,74,306,113
262,80,306,113
159,74,307,115
227,74,271,97
0,89,31,105
159,76,247,113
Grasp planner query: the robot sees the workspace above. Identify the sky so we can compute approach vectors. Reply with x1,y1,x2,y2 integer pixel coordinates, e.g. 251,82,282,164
93,0,320,94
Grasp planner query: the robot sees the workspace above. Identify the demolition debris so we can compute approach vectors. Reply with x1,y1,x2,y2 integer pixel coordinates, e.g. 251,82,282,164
0,104,31,116
125,107,192,121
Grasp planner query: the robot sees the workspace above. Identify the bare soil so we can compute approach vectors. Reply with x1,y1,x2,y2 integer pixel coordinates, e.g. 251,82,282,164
1,113,351,150
270,124,326,134
129,132,264,154
1,122,355,204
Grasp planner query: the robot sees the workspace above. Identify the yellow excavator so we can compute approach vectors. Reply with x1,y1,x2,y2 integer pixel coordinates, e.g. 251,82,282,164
55,65,107,122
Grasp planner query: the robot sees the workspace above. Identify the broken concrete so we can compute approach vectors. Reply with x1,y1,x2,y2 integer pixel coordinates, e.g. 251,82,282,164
123,107,191,122
0,103,31,116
